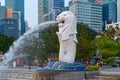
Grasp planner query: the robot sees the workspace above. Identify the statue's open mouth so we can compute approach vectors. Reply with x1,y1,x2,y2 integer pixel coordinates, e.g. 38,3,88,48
59,21,64,24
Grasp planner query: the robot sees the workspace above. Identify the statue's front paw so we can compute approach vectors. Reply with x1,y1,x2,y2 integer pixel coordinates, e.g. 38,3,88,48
56,32,58,34
56,32,59,35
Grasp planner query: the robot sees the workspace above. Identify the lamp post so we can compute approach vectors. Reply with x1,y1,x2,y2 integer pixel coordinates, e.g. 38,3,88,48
13,11,21,37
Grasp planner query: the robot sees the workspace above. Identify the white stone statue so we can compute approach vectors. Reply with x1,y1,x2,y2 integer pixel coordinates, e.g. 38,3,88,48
56,11,78,64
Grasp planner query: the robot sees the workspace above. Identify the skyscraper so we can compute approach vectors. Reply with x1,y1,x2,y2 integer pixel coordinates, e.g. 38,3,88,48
5,0,25,35
102,0,117,30
102,0,117,23
69,0,103,30
117,0,120,21
38,0,48,24
48,0,64,21
0,18,19,38
5,0,14,9
0,2,5,20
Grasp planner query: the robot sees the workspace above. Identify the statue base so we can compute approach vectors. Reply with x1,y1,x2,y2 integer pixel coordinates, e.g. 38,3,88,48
42,60,86,71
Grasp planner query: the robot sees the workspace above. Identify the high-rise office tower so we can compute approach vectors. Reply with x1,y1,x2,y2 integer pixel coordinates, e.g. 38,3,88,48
102,0,117,30
117,0,120,21
48,0,64,21
69,0,103,31
0,2,5,20
0,18,19,38
5,0,25,35
38,0,48,23
102,0,117,23
0,8,19,38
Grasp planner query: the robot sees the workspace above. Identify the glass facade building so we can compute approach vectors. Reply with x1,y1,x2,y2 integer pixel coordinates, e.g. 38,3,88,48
102,0,117,22
5,0,25,35
102,0,117,30
48,0,64,21
0,3,5,20
117,0,120,21
38,0,48,23
69,0,103,31
0,19,19,38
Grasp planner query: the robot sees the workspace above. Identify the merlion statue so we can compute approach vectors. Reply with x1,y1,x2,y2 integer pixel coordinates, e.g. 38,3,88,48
56,11,78,64
43,11,86,70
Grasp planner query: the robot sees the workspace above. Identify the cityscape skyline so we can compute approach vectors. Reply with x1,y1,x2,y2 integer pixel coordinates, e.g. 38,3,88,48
0,0,70,28
0,0,120,30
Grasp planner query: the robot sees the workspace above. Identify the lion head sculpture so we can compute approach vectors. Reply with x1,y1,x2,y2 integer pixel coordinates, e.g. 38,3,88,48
56,11,77,41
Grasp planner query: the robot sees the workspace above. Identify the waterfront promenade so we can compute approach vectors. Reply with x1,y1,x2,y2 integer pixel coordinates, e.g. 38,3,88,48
0,67,120,80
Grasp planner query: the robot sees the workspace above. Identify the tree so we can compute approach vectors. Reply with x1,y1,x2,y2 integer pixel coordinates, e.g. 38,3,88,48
20,25,59,61
76,23,96,61
92,36,120,64
0,34,15,54
105,26,116,40
19,32,46,61
105,25,120,43
93,36,120,57
40,25,59,60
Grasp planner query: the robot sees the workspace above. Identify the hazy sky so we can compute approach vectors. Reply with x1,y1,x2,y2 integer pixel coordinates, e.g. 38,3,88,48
0,0,70,28
25,0,38,28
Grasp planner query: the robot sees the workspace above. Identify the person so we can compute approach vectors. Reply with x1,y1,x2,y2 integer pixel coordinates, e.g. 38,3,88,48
98,61,103,67
85,60,90,66
95,61,103,67
95,62,99,66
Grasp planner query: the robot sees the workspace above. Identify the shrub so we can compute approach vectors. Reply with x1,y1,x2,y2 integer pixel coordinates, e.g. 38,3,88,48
86,65,99,71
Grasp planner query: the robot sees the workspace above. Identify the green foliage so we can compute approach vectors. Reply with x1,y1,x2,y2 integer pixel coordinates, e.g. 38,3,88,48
41,25,59,55
105,25,120,43
0,34,15,54
117,62,120,65
105,26,116,39
76,23,96,61
92,35,120,65
87,65,99,71
40,25,59,60
21,33,48,61
102,58,115,65
21,25,59,61
92,36,120,58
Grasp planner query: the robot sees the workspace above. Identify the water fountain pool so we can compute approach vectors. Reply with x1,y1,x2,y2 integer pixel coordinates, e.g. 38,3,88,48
0,62,8,70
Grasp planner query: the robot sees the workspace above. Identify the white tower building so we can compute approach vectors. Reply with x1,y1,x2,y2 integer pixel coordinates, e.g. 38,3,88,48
117,0,120,21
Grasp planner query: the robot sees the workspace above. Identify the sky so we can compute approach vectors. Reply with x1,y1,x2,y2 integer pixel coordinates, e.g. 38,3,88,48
25,0,38,28
0,0,70,28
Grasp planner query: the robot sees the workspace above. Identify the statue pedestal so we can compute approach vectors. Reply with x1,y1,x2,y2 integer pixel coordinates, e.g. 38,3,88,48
42,60,86,71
